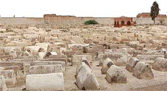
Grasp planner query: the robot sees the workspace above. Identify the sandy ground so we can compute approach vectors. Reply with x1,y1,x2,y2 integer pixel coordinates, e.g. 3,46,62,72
64,61,167,91
8,61,167,91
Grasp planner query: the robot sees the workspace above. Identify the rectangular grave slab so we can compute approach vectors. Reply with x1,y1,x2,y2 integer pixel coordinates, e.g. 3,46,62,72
0,62,23,70
24,61,66,75
26,73,64,91
28,64,63,74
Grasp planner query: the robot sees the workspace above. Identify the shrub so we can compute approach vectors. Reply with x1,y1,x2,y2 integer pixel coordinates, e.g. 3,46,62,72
84,20,98,25
159,19,165,24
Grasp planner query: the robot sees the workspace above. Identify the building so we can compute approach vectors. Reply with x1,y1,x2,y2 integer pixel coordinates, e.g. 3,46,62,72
136,13,167,25
137,13,167,18
114,16,134,27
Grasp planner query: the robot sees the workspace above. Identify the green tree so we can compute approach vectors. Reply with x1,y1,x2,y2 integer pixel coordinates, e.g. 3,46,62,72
84,20,98,25
150,1,160,24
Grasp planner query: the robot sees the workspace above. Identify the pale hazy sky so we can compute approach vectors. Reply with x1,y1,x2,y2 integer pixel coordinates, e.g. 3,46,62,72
0,0,166,17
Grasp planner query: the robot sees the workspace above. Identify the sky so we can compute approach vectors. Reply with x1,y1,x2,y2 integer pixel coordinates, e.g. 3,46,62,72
0,0,166,17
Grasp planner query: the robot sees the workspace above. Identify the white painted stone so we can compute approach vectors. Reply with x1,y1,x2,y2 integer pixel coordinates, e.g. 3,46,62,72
50,52,57,55
26,73,64,90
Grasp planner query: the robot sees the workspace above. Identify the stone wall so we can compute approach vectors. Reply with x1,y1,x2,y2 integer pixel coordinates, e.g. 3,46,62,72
44,15,94,28
135,17,167,25
136,18,154,25
44,15,114,27
94,17,114,25
0,15,114,28
0,17,44,25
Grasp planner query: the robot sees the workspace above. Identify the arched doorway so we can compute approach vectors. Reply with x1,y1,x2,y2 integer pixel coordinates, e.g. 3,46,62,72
127,21,131,26
117,21,119,25
121,21,125,25
114,21,117,25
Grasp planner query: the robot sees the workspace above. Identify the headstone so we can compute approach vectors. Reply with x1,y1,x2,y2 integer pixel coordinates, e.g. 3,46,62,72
126,57,139,72
152,57,167,71
106,65,127,83
101,58,114,74
76,62,99,90
133,62,154,79
83,73,100,90
76,62,92,89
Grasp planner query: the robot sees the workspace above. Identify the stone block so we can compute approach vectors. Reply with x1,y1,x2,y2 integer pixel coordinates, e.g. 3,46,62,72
106,65,127,83
126,57,139,72
133,62,154,79
152,57,167,71
101,58,114,74
26,73,64,91
0,75,7,91
29,64,63,74
76,62,99,90
0,70,16,85
24,61,66,75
